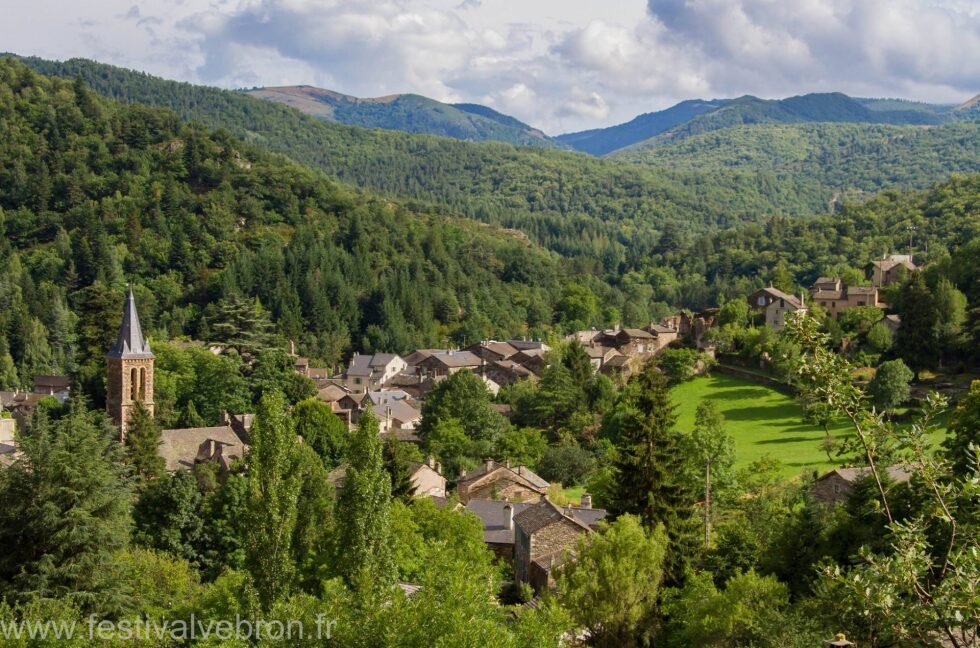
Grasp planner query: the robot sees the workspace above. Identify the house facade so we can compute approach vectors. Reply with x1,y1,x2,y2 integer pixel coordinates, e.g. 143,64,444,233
342,353,407,394
749,287,807,330
813,465,912,505
869,254,916,288
513,498,598,592
810,278,882,318
456,459,550,504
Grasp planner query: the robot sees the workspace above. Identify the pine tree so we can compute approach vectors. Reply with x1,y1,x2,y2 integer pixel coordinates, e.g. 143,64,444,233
383,435,415,501
244,391,302,612
335,407,396,595
125,401,165,485
607,363,698,584
0,400,132,616
894,272,938,380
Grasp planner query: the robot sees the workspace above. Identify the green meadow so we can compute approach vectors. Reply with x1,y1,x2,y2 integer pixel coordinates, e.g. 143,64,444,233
672,373,951,478
672,373,856,477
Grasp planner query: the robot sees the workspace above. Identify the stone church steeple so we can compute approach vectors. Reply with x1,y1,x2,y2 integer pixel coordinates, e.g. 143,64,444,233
106,287,154,437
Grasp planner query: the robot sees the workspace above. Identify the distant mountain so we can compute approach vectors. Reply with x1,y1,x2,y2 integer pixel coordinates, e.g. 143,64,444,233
245,85,556,147
555,99,727,156
560,92,970,156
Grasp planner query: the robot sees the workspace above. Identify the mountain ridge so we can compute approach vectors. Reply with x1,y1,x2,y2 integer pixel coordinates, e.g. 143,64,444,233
244,84,556,147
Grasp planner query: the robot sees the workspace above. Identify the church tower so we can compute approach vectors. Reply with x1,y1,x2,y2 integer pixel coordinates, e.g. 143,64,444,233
106,287,154,437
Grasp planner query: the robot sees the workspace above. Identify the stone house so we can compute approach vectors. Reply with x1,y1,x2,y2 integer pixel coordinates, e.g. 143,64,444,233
869,254,916,288
479,359,535,388
159,424,248,479
813,465,913,505
647,323,680,350
749,287,808,330
593,327,657,358
466,341,520,363
509,349,547,376
32,375,71,398
415,350,483,380
466,496,606,565
408,458,447,498
342,353,407,394
584,345,622,372
456,459,550,504
810,278,882,318
514,498,601,592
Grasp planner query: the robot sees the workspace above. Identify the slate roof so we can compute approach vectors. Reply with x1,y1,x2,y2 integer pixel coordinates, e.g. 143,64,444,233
425,350,482,368
648,324,677,335
756,287,804,309
317,384,348,403
818,464,913,484
513,498,595,535
346,354,374,376
159,425,246,472
458,460,549,490
466,499,533,544
107,288,154,359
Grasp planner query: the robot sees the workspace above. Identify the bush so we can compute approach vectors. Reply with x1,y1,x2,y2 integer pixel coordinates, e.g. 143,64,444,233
536,445,594,486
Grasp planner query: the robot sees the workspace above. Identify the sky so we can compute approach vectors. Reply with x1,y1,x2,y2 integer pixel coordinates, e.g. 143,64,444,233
2,0,979,134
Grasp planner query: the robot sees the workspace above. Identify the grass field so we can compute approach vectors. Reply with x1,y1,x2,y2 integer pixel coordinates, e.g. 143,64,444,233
671,373,950,477
672,374,856,477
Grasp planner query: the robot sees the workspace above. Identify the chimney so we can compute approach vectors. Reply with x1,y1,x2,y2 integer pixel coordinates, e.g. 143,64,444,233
580,493,592,509
564,504,575,518
290,340,295,356
505,459,511,469
427,455,436,469
485,458,493,472
503,503,513,530
459,469,467,479
220,410,229,425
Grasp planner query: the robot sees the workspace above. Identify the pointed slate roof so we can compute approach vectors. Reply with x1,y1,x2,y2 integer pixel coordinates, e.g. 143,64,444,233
107,288,154,359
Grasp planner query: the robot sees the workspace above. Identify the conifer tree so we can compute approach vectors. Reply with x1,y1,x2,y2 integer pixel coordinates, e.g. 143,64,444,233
894,272,938,380
383,435,416,501
244,391,302,612
607,363,697,583
335,407,396,595
0,400,132,616
125,401,165,485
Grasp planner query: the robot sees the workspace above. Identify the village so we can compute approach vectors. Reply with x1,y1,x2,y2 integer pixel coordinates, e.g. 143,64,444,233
0,252,923,597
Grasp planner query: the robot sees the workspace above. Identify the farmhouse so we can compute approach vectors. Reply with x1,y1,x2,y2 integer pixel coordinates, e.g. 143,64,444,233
810,277,882,318
813,465,913,505
456,459,550,504
342,353,407,394
749,286,808,330
513,498,604,593
869,254,916,287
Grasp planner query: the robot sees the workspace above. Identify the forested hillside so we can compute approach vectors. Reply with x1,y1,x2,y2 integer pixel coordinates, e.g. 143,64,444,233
17,56,980,270
555,99,725,155
245,85,556,146
0,58,608,392
616,121,980,205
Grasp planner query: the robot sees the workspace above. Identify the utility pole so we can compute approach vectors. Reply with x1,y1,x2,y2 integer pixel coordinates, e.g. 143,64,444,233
906,224,917,257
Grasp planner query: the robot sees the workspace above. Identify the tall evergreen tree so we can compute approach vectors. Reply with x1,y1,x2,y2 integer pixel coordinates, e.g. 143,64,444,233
244,391,302,612
894,272,938,380
607,363,697,583
0,401,132,615
383,435,415,502
335,407,396,595
125,401,165,485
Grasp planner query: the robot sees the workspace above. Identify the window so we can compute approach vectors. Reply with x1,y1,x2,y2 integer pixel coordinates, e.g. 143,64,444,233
130,367,139,400
757,295,766,306
354,378,362,385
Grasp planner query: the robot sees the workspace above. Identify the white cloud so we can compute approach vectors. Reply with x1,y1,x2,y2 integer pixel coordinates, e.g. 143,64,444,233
0,0,978,133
